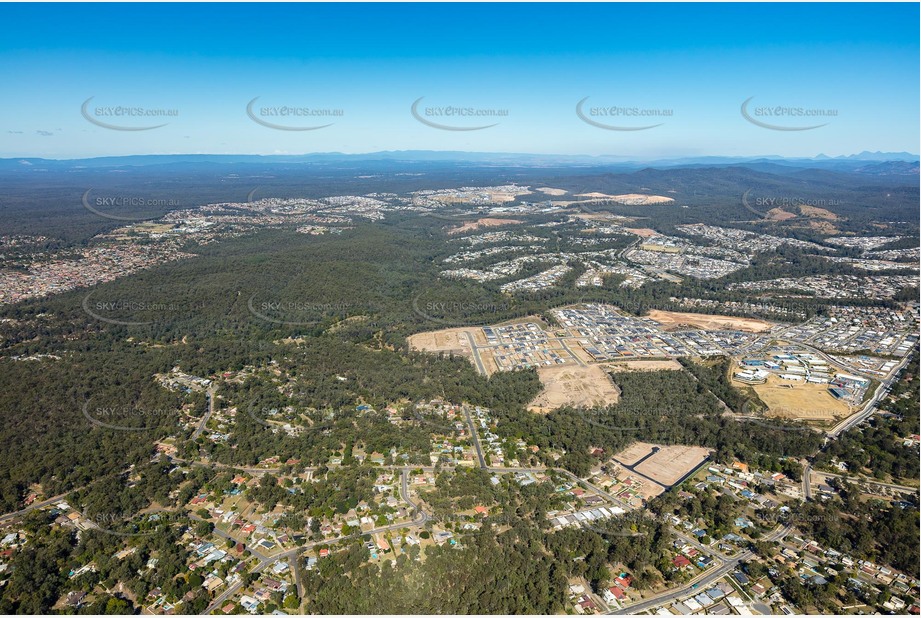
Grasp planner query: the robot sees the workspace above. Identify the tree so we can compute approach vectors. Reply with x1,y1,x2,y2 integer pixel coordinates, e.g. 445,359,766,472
284,594,300,609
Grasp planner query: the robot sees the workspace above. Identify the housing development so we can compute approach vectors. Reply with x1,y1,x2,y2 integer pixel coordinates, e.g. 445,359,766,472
0,3,919,614
1,167,917,616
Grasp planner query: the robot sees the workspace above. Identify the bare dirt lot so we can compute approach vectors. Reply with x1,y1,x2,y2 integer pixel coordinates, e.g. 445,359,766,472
613,442,711,486
798,204,838,220
634,445,711,486
622,227,658,237
575,192,618,199
606,359,684,373
534,187,568,196
645,310,775,333
432,189,527,205
613,441,657,466
608,194,675,205
611,468,663,503
573,192,674,206
407,328,478,359
609,442,711,500
749,374,852,421
805,220,841,235
528,364,620,413
447,218,523,234
766,208,797,221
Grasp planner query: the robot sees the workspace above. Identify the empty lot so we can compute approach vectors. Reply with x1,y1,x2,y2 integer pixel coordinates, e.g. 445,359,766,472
646,309,775,333
528,364,620,413
749,374,852,421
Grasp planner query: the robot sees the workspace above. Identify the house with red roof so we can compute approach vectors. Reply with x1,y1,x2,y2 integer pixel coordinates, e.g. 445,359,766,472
603,586,626,604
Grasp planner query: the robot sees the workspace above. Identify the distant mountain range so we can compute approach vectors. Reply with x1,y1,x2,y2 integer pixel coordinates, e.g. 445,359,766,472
2,150,918,174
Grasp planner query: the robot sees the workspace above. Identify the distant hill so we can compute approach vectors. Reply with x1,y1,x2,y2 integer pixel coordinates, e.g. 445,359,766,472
1,151,918,173
854,160,920,176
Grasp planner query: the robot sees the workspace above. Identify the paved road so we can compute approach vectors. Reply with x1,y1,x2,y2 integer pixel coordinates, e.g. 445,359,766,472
167,455,313,476
0,491,79,524
801,354,911,500
0,473,119,525
671,529,730,562
290,554,303,599
815,470,918,494
551,468,634,512
463,407,488,469
192,387,217,440
202,471,432,614
802,462,814,500
609,524,791,615
827,355,908,438
462,331,488,375
769,327,874,381
188,514,271,562
559,338,587,367
400,469,430,524
610,556,741,615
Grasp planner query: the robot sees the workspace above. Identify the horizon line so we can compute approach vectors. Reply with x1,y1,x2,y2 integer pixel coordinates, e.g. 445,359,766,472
5,150,919,163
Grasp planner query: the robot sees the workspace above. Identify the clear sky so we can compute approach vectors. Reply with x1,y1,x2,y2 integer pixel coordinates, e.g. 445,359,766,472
1,3,918,159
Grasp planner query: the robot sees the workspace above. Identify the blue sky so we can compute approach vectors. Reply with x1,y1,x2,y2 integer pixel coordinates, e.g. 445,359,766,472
1,3,918,159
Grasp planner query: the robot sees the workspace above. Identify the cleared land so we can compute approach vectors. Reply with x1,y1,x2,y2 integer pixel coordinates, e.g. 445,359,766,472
447,218,522,234
645,309,775,333
766,208,797,221
613,441,657,466
747,373,852,421
608,193,675,205
634,445,712,486
798,204,839,220
606,359,683,373
528,364,620,413
534,187,568,196
623,227,658,237
431,189,526,205
575,192,619,199
610,442,712,500
407,327,478,360
574,192,674,205
805,220,841,234
611,468,662,503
